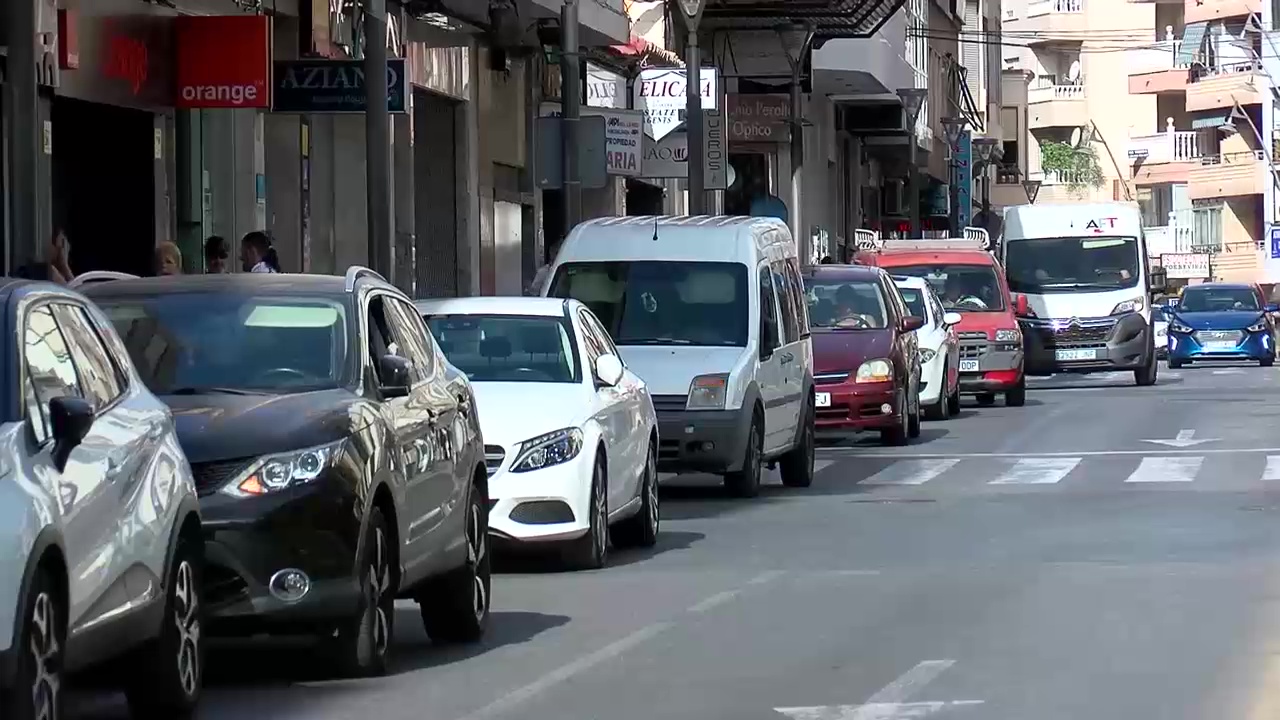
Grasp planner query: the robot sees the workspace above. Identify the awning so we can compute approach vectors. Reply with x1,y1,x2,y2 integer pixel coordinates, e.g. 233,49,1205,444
1176,22,1208,66
1190,111,1230,130
696,0,908,41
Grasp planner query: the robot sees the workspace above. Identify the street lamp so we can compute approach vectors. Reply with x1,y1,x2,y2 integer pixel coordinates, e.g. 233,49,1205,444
776,21,815,255
676,0,707,214
940,117,968,235
1023,178,1042,204
972,137,1000,232
896,87,927,237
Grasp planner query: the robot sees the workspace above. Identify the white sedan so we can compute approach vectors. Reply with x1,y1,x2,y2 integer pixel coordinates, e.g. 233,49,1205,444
416,296,659,570
893,276,962,419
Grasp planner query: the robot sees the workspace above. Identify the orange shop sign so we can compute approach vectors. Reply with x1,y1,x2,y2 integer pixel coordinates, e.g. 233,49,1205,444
174,15,271,109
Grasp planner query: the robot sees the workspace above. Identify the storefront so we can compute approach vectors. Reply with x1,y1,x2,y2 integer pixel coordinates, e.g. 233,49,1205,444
725,93,788,219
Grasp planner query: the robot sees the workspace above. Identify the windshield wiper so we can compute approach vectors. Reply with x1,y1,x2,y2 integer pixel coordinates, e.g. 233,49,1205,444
1033,282,1124,290
624,337,694,345
165,386,267,396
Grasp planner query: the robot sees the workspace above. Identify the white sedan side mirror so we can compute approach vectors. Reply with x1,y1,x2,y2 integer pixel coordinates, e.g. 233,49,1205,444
943,312,962,327
595,354,624,387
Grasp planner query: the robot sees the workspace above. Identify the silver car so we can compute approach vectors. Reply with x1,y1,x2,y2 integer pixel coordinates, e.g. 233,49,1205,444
0,280,203,719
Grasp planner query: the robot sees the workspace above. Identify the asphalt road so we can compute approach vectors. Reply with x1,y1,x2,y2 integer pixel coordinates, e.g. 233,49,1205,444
70,361,1280,720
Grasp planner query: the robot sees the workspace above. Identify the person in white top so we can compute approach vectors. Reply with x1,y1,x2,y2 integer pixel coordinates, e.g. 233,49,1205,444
241,231,282,273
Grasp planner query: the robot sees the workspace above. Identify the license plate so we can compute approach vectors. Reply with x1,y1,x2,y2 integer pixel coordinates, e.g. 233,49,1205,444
815,392,831,408
1055,348,1098,361
959,360,980,372
1204,340,1237,351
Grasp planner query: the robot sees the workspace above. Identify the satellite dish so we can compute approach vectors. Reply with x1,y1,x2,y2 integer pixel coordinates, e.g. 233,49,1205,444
1067,60,1082,84
727,164,738,189
1069,126,1084,147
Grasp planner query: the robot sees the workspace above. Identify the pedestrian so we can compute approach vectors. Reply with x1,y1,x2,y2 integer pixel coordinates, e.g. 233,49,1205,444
820,255,834,265
155,242,183,276
241,231,281,273
204,235,230,273
14,228,75,284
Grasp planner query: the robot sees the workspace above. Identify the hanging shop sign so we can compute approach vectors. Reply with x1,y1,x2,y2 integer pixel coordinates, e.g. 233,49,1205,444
586,62,626,109
632,67,719,142
272,59,408,113
1161,253,1211,279
726,94,790,143
640,110,728,189
540,103,644,176
174,15,272,109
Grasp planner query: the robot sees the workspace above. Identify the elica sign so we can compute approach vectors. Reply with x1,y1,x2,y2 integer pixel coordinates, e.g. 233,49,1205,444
272,59,408,114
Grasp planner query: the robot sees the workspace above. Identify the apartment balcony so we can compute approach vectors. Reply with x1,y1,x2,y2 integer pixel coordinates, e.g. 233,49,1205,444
1187,150,1271,200
1127,40,1190,94
1186,62,1265,111
1127,127,1203,184
1004,0,1087,36
1027,83,1087,130
1026,169,1106,203
1144,224,1195,257
1185,0,1261,24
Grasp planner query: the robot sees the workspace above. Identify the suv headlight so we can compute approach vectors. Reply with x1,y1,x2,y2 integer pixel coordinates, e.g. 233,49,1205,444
221,439,346,498
1248,319,1268,332
919,348,937,363
1111,297,1145,315
855,359,893,383
686,374,729,410
511,427,584,473
994,328,1021,343
1169,319,1192,333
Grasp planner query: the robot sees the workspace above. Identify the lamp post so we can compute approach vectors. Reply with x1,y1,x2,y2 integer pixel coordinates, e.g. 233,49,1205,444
941,116,967,237
675,0,707,214
1022,178,1042,204
972,137,999,232
777,21,815,251
363,0,392,276
896,88,927,237
560,0,582,233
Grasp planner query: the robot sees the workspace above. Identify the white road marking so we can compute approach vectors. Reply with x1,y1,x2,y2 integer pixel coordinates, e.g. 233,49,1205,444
988,457,1081,484
775,659,984,720
1125,456,1203,483
687,570,785,613
861,459,959,485
822,447,1280,458
815,460,835,473
1142,429,1218,448
1265,456,1280,481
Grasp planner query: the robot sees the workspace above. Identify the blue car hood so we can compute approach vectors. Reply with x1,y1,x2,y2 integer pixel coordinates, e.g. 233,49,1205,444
1172,310,1264,330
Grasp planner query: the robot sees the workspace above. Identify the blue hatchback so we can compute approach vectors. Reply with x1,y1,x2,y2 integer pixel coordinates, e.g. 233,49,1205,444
1166,283,1277,367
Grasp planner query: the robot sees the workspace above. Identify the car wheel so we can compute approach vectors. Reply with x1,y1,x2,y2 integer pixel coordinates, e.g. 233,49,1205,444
924,364,949,420
331,508,395,676
946,381,961,416
2,568,63,720
780,397,815,488
125,537,203,719
566,454,610,568
880,390,909,446
907,385,922,438
1005,377,1027,407
1168,358,1183,369
613,441,660,547
1135,354,1159,385
725,411,764,498
975,393,996,407
421,484,491,641
1263,357,1275,367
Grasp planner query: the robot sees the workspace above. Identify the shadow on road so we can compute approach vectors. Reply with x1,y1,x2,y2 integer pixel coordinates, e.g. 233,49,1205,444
492,529,705,572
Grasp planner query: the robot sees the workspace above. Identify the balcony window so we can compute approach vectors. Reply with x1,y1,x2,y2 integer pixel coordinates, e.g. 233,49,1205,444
1191,202,1224,252
1138,185,1175,226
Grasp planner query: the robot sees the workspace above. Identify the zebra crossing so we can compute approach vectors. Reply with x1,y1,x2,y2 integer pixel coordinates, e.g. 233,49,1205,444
829,452,1280,489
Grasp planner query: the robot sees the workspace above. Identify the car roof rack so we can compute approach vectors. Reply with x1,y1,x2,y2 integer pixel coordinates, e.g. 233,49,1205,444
866,227,993,253
68,271,140,288
344,265,387,292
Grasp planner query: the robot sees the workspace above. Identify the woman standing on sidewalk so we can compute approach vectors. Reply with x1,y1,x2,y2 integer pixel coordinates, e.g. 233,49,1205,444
241,231,282,273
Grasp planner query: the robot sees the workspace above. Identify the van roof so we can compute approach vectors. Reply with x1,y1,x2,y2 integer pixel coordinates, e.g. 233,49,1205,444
559,215,794,264
1003,202,1142,239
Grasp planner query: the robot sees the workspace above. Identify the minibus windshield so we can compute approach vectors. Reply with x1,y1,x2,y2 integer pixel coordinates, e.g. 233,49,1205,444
1005,236,1141,294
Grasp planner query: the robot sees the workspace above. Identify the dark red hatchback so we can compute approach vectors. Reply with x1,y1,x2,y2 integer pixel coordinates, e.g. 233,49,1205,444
802,265,924,446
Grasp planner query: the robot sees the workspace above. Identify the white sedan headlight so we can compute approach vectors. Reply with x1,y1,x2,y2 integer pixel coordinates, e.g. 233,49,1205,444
919,348,937,363
511,427,584,473
220,439,345,497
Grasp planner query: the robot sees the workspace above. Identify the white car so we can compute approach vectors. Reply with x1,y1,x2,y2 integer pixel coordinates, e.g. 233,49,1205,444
892,276,962,419
1152,304,1169,358
417,297,659,570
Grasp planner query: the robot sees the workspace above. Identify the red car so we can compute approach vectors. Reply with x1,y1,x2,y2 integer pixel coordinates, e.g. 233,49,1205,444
859,244,1027,407
802,264,924,446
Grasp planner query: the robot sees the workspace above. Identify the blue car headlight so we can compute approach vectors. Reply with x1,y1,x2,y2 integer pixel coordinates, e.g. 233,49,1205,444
1168,320,1192,333
1248,320,1268,332
511,427,584,473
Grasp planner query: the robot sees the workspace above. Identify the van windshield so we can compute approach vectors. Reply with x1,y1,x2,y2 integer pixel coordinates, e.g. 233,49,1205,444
1005,236,1141,293
548,261,750,347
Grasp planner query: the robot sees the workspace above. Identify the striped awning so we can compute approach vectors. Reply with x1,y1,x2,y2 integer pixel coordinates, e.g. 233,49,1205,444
691,0,907,40
1190,112,1230,130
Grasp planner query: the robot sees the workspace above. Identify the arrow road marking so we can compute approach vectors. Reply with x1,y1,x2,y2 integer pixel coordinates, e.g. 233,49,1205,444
1142,429,1220,448
776,660,985,720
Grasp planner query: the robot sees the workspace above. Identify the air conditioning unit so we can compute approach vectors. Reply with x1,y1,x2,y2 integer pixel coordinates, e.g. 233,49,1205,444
883,180,906,216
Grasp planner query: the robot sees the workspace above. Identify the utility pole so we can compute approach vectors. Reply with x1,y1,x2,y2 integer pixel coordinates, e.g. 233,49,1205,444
364,0,392,277
561,0,582,236
675,0,706,214
8,0,41,270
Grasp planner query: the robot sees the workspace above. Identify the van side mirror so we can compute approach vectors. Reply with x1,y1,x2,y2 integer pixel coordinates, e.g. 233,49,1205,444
1149,266,1168,293
899,316,925,332
1014,294,1030,316
49,396,94,473
760,317,780,360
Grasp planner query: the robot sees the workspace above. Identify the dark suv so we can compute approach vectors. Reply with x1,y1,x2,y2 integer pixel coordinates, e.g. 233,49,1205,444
84,267,490,677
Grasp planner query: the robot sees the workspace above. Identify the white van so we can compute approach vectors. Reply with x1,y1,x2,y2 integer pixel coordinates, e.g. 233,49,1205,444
544,216,815,497
1002,202,1164,385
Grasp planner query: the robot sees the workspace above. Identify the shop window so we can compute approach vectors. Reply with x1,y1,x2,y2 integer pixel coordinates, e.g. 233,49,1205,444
726,152,773,216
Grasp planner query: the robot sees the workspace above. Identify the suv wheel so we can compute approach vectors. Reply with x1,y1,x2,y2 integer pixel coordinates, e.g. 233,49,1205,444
3,569,63,720
779,397,815,488
420,484,491,642
126,537,203,718
332,508,394,677
1005,377,1027,406
613,442,660,547
566,455,610,568
725,412,764,498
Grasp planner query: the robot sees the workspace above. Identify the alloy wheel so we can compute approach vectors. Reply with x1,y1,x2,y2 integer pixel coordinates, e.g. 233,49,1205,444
365,526,392,660
592,466,608,560
29,592,59,720
466,500,489,621
645,449,660,537
173,560,201,697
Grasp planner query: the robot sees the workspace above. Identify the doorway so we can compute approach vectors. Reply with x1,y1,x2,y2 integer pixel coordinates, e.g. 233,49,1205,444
51,97,155,276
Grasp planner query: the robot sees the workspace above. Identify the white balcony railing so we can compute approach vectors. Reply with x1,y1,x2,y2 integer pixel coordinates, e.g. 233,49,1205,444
1127,26,1195,74
1027,82,1085,104
1127,121,1203,163
1026,0,1083,17
1191,59,1263,83
1040,169,1087,185
1144,224,1196,256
